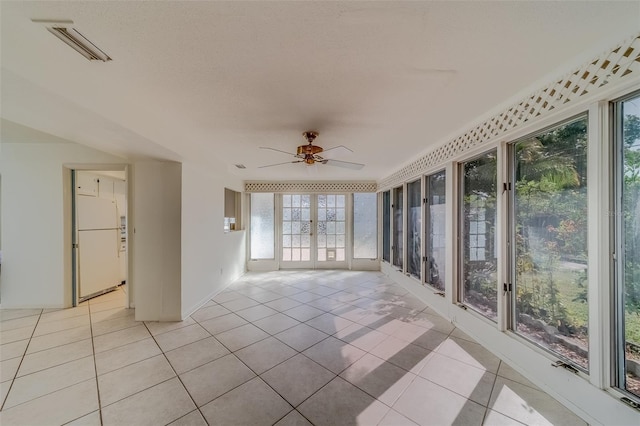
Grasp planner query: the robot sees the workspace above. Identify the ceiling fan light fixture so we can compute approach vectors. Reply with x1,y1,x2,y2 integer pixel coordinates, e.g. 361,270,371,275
258,130,365,170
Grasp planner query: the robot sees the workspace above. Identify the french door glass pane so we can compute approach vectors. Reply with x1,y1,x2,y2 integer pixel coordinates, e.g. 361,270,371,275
250,193,274,259
282,194,311,262
618,95,640,396
461,151,498,320
407,179,421,278
393,187,404,268
318,194,346,262
383,191,391,262
513,115,589,370
426,171,446,290
354,193,378,259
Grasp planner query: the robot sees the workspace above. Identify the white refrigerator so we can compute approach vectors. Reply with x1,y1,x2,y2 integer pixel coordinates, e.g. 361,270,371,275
77,196,121,299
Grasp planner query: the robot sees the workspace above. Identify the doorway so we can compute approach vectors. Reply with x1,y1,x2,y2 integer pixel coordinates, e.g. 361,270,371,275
72,169,128,305
280,194,348,269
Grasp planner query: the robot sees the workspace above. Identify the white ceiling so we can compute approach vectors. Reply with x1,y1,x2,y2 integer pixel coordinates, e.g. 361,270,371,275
1,1,639,181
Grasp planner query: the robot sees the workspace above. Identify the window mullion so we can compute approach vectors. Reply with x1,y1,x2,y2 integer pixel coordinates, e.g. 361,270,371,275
421,176,427,283
588,101,611,388
445,162,457,306
497,142,509,332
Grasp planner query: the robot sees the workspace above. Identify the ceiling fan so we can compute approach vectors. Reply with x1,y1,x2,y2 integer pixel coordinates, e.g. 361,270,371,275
259,131,365,170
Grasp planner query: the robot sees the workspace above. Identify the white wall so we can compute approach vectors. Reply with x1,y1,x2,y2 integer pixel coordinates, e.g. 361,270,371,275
0,142,124,308
0,141,245,320
132,161,182,321
181,162,246,318
0,140,246,321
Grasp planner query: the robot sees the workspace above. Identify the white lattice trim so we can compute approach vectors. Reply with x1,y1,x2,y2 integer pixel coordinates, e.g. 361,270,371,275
379,33,640,191
245,181,377,193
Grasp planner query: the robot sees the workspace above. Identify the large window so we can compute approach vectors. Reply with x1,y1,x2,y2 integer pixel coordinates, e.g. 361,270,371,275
382,191,391,263
250,193,274,259
614,93,640,398
407,179,422,279
425,170,446,291
460,151,498,320
353,193,377,259
393,186,404,268
511,115,589,370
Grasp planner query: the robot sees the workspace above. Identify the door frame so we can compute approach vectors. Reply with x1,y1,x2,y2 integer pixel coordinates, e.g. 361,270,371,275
278,193,350,270
279,193,315,269
65,165,129,308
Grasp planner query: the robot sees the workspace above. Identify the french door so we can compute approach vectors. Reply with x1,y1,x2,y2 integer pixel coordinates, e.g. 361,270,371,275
280,193,348,269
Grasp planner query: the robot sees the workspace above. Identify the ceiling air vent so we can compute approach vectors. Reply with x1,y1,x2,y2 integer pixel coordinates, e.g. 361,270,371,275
33,20,111,62
48,27,111,62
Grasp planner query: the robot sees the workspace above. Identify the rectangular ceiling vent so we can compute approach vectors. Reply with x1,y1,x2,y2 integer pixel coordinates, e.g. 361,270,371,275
32,20,111,62
48,27,111,62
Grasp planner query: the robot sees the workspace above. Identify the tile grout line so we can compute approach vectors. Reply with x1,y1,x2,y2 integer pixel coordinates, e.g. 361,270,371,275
336,352,417,411
12,344,94,380
29,322,89,340
0,377,98,416
98,376,177,415
99,278,343,419
481,360,503,425
175,301,310,421
5,273,529,425
22,327,95,357
142,320,210,426
254,279,398,416
191,296,340,423
87,300,105,426
0,309,43,412
208,326,323,425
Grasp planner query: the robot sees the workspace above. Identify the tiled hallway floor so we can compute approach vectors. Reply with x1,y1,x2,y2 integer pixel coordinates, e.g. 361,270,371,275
0,271,586,425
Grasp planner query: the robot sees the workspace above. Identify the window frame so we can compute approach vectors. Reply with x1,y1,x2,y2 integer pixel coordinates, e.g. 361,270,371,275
611,89,640,401
392,185,404,269
458,148,499,322
424,169,447,292
382,190,391,263
406,178,422,280
506,112,591,373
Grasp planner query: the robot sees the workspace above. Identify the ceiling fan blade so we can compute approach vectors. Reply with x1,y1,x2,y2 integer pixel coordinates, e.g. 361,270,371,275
321,159,365,170
320,145,353,160
258,160,304,169
259,147,297,157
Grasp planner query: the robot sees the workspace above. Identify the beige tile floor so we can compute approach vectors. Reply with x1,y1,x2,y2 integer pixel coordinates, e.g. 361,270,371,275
0,271,587,425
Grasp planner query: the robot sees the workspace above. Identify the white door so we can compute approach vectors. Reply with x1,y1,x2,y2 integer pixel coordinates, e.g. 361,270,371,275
315,194,348,269
280,194,314,268
280,194,348,269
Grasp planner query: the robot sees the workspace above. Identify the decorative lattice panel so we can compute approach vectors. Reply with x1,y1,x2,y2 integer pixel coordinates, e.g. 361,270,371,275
245,181,377,193
379,33,640,191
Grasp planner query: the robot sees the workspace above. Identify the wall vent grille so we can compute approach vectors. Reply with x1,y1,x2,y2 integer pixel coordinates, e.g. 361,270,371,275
245,182,377,193
378,33,640,191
